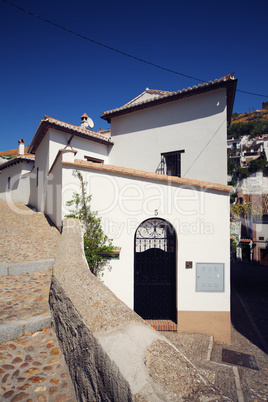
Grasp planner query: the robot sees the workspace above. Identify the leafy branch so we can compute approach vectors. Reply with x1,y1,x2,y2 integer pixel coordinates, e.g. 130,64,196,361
230,202,263,220
65,170,117,277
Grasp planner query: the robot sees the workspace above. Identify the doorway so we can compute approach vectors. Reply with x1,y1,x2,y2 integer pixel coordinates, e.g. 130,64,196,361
134,218,176,322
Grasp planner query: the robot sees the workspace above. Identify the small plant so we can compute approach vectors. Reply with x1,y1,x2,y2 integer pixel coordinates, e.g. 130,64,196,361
228,180,237,187
238,167,249,179
66,170,117,277
230,239,237,261
230,202,263,221
249,154,267,173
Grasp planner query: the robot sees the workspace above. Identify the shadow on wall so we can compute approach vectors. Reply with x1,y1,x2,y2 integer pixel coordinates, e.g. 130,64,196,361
111,90,226,136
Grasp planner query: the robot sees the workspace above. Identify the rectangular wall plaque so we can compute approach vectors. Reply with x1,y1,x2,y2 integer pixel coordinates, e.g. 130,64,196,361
196,263,224,292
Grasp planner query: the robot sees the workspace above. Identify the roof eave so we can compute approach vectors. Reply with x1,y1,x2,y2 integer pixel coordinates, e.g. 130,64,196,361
101,78,238,124
28,120,113,154
28,120,48,154
0,156,35,171
62,159,232,194
226,79,237,126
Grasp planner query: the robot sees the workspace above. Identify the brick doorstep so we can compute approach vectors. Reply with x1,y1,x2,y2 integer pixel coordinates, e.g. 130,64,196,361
145,320,177,331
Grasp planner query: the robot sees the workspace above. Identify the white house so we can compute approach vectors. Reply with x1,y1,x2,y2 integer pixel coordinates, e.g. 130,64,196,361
235,173,268,265
0,140,35,205
0,74,237,342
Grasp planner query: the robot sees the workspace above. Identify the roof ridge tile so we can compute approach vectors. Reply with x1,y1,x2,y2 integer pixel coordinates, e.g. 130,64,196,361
29,116,113,153
63,159,232,193
102,74,236,122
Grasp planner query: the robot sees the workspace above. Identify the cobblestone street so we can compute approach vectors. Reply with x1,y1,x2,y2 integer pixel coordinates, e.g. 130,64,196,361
0,201,59,264
0,270,52,324
0,200,76,401
0,327,75,401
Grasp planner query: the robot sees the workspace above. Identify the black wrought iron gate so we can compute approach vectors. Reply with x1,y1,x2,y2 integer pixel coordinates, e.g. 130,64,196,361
134,218,176,322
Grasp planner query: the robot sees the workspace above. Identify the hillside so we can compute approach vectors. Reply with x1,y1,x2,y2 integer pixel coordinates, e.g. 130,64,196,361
231,108,268,124
228,108,268,139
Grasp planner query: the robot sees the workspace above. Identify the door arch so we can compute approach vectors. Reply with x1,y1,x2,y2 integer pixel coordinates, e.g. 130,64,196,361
134,218,177,322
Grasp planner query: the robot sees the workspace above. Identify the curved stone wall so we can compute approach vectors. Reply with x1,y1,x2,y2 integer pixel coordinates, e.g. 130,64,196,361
49,218,227,401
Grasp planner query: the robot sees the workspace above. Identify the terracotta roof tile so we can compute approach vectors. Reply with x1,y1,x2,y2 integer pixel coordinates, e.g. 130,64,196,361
97,128,111,135
123,88,173,107
0,146,30,157
0,155,35,171
62,159,232,193
28,116,113,154
147,89,173,95
102,74,237,124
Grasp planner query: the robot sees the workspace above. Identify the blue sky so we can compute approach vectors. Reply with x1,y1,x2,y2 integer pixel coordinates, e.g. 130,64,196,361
1,0,268,151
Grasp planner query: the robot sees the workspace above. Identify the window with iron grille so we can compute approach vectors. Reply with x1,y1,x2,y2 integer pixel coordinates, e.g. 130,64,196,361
84,155,104,163
161,150,185,177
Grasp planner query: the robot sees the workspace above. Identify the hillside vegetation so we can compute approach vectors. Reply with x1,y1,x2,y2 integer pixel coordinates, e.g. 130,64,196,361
231,108,268,124
228,108,268,139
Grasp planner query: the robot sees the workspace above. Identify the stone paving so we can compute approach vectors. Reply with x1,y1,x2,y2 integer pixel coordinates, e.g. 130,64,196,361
161,279,268,402
0,327,75,401
0,201,59,264
163,324,268,401
0,270,52,324
0,201,77,401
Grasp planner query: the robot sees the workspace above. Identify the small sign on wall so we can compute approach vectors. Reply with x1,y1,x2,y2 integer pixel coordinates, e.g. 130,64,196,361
196,263,224,292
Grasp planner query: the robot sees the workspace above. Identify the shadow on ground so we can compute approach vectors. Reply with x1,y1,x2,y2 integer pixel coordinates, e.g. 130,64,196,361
231,261,268,354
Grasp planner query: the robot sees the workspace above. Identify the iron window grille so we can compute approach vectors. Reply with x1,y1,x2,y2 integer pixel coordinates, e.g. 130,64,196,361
84,155,104,163
161,150,185,177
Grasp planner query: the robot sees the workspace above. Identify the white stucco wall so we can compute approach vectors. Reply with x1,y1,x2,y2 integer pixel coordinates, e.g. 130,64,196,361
46,156,63,229
29,127,110,215
261,139,268,160
0,161,34,204
60,165,230,315
108,89,228,185
29,133,50,212
239,171,268,194
48,129,109,166
254,221,268,240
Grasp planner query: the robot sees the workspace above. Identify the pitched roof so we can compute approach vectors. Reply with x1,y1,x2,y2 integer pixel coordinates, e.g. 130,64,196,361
28,116,113,154
62,159,232,193
0,155,35,171
0,146,30,157
123,88,173,107
102,74,237,124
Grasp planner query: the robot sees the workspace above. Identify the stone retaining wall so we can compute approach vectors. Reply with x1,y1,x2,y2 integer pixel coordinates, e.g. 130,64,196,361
49,218,227,401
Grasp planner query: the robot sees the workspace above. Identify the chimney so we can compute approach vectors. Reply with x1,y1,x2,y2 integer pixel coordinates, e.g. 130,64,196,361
262,102,268,110
81,113,89,128
18,139,25,155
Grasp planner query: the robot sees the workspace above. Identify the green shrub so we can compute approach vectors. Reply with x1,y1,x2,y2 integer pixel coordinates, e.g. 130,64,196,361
249,154,267,173
238,167,249,179
66,170,117,277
